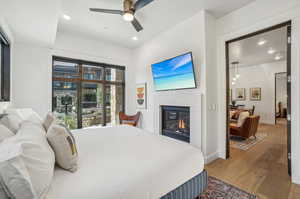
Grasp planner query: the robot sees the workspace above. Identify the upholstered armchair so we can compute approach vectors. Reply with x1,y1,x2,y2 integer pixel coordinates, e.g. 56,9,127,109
230,115,260,139
119,112,141,127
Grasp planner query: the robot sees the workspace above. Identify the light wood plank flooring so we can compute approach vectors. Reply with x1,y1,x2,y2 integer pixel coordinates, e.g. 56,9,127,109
205,119,300,199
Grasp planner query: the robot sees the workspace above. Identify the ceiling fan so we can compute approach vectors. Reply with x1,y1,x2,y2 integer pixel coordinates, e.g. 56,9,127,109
89,0,154,32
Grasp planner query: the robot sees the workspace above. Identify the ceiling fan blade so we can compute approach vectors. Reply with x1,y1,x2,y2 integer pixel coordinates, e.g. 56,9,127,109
89,8,123,15
134,0,154,11
131,18,143,32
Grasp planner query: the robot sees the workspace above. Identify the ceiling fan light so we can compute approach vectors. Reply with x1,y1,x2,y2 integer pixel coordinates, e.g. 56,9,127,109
123,12,134,21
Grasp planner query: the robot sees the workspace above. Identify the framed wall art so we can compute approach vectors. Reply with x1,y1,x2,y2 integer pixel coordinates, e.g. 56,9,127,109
250,87,261,101
136,83,147,109
235,88,246,101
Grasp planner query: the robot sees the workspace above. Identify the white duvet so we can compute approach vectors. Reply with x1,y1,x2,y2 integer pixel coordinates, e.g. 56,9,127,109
48,125,204,199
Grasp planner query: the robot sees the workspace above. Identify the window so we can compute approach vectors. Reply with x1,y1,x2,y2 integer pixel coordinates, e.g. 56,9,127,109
52,57,125,129
0,29,10,101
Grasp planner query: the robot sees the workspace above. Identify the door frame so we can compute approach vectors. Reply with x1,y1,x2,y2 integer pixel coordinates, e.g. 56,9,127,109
225,21,292,175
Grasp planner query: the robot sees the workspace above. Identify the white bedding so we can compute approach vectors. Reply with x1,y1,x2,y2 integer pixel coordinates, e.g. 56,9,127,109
48,125,204,199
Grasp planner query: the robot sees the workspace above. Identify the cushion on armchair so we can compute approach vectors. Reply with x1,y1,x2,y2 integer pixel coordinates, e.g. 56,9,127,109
237,111,250,127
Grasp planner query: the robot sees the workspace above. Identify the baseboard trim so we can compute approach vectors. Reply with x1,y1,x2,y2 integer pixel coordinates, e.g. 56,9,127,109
204,151,219,164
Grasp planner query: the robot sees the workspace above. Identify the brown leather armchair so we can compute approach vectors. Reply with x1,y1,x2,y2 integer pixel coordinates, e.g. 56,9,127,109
230,115,260,139
119,112,141,127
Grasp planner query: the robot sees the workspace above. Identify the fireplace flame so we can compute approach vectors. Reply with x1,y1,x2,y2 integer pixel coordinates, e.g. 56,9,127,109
178,120,185,129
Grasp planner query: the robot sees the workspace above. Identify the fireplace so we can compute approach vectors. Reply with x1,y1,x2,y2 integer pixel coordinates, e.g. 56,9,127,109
161,106,190,143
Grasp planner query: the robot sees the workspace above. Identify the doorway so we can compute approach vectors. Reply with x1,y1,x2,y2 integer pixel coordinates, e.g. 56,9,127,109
225,21,292,176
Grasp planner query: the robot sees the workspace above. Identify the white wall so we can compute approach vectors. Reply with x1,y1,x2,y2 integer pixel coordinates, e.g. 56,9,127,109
230,61,286,124
10,31,135,118
202,12,219,162
133,11,219,162
12,43,52,118
216,0,300,184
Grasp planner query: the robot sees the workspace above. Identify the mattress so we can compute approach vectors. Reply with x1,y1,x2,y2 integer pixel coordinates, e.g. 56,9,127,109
48,125,204,199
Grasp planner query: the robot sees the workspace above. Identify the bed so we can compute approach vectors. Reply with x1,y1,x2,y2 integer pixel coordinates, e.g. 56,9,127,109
48,125,207,199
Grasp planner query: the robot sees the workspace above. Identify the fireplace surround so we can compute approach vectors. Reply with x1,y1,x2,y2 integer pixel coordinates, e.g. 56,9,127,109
161,106,190,143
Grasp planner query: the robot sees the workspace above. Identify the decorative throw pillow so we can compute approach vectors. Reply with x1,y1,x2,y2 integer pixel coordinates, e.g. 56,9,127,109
47,124,78,172
0,114,23,134
0,125,14,143
232,110,241,120
43,113,56,131
237,111,250,127
229,111,235,119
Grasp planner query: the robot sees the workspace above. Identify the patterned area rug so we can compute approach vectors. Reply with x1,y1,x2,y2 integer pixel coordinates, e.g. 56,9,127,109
230,133,268,150
200,176,258,199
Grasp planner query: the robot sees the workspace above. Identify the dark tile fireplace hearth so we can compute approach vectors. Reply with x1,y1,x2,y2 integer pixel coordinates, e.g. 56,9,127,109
161,106,190,143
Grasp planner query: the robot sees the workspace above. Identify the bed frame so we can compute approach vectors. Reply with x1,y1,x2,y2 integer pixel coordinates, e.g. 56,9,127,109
160,170,208,199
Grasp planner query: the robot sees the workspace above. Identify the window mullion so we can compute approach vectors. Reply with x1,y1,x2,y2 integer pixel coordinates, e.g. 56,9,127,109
103,69,107,126
77,64,83,129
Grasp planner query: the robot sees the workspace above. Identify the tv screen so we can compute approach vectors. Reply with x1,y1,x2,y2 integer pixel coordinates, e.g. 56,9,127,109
151,52,196,91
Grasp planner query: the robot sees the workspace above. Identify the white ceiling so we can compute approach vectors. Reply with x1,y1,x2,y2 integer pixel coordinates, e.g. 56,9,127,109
0,0,61,47
229,27,287,67
59,0,256,48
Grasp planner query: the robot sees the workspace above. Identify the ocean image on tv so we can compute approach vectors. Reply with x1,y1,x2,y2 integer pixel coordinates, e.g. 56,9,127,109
151,53,196,91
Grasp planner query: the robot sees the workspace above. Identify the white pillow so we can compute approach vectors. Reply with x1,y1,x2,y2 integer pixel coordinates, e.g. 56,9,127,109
0,114,23,134
43,113,56,131
0,125,14,143
0,141,36,199
5,108,42,124
1,122,55,198
47,124,78,172
0,156,36,199
237,111,250,127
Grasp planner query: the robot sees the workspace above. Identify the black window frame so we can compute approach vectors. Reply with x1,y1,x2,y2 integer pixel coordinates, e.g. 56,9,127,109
0,28,10,102
52,56,126,129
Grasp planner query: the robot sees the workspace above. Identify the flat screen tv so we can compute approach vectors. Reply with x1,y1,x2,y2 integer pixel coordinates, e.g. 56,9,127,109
151,52,196,91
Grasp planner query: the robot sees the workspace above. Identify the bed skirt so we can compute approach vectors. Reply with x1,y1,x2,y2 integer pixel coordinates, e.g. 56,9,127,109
160,170,208,199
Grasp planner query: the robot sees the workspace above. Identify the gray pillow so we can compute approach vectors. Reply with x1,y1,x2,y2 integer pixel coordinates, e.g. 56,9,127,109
0,114,23,134
0,122,55,198
0,114,7,119
47,124,78,172
0,157,36,199
0,125,14,143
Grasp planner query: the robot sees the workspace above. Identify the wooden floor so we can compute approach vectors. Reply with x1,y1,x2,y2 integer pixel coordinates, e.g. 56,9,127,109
205,119,300,199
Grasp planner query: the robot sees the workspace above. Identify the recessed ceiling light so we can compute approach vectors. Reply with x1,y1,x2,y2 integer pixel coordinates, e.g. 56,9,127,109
268,48,275,54
63,14,71,20
275,54,282,60
132,36,138,41
258,39,267,46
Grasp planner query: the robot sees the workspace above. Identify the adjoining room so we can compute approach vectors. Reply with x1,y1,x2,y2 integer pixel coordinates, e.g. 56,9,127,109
206,23,292,199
